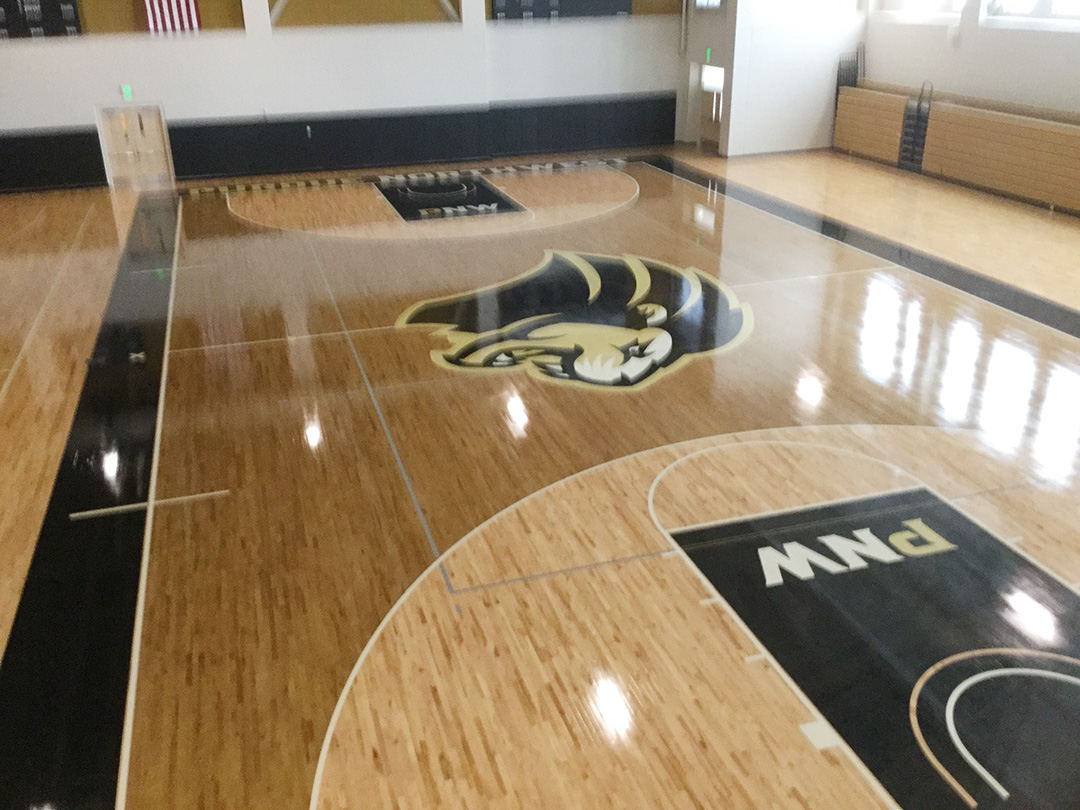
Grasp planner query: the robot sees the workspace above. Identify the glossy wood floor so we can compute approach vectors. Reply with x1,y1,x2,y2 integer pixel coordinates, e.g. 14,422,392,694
0,189,129,661
674,146,1080,311
2,149,1080,810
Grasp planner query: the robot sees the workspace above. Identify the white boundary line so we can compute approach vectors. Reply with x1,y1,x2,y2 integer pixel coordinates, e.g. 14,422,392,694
70,502,148,521
647,438,1080,810
0,205,94,413
114,196,182,810
306,433,737,810
931,482,1074,592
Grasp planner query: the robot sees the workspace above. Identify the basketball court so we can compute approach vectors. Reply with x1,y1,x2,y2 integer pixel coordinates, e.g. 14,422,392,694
2,150,1080,810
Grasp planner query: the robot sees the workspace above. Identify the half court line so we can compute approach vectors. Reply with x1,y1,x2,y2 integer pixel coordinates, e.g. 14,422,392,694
10,204,47,241
304,237,456,596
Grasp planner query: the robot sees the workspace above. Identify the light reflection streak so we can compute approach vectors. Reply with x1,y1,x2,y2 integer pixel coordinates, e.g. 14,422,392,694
859,277,902,384
588,675,633,743
795,368,825,410
978,339,1035,455
900,300,922,390
506,392,529,438
938,319,981,423
1032,364,1080,484
1003,589,1058,644
304,418,323,450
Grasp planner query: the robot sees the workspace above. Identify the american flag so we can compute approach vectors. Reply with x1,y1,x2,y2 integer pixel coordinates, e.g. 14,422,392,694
145,0,199,32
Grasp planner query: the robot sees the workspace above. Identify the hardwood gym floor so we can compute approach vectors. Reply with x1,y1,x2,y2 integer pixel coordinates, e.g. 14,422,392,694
1,149,1079,810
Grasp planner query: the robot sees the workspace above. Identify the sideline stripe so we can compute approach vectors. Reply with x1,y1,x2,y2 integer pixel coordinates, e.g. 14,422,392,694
0,194,179,810
116,200,182,810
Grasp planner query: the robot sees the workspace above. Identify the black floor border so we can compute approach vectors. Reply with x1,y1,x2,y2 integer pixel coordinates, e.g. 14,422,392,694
0,194,178,810
637,154,1080,340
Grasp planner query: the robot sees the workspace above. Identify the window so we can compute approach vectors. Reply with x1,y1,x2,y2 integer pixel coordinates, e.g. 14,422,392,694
987,0,1080,16
877,0,965,15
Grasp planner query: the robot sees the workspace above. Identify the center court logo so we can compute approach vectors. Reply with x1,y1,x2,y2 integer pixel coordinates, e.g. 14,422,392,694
397,251,752,389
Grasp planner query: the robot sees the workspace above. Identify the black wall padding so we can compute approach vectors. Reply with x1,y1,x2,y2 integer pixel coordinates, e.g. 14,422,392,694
169,108,490,180
488,94,676,156
0,130,106,192
1,93,676,190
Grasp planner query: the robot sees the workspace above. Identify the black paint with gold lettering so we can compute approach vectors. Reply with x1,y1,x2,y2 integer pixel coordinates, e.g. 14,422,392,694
675,488,1080,810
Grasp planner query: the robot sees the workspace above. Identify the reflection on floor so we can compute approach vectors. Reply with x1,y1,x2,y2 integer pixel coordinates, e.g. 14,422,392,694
1,150,1079,810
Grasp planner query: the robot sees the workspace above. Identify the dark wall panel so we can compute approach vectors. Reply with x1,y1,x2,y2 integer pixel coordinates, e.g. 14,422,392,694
489,94,676,156
168,108,489,180
0,130,106,192
171,94,675,180
2,93,676,191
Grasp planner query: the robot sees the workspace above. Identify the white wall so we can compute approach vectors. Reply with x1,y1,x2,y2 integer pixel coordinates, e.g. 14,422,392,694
866,13,1080,115
728,3,864,154
675,0,865,155
486,16,682,104
0,0,681,132
726,0,864,155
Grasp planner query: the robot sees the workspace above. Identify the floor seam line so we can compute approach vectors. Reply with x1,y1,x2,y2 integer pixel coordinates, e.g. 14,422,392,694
950,480,1032,502
726,263,897,291
451,549,669,594
10,204,47,241
169,325,409,355
169,331,350,354
0,204,95,414
303,236,453,594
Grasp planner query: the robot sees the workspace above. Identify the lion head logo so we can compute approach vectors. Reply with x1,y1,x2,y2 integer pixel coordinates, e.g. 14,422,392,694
397,251,752,389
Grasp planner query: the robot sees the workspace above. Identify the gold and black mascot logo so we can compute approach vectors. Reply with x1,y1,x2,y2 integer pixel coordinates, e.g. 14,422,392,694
397,251,752,389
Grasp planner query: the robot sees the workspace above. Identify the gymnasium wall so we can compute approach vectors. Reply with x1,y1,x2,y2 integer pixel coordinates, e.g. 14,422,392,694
0,0,681,187
865,14,1080,116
